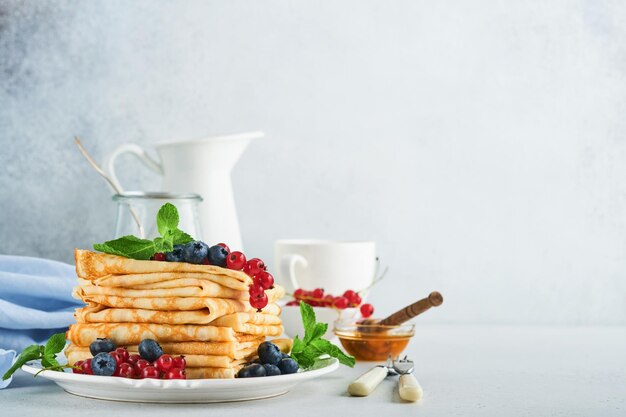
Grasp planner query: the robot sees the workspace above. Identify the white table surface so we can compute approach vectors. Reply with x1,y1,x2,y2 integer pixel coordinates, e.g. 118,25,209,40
1,325,625,416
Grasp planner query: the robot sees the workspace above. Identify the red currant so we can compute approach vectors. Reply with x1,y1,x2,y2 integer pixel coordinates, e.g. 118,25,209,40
253,271,274,290
127,353,141,366
249,283,265,298
141,366,160,379
333,296,349,309
226,251,247,270
116,363,135,378
360,303,374,318
243,258,266,276
343,290,357,303
154,354,174,373
217,243,230,253
202,258,210,265
73,360,84,374
293,288,304,300
323,294,335,306
110,351,124,366
312,288,324,299
286,300,299,306
352,294,362,307
249,292,268,310
164,368,186,380
153,252,166,261
114,347,129,363
81,360,93,375
134,359,151,374
172,356,186,369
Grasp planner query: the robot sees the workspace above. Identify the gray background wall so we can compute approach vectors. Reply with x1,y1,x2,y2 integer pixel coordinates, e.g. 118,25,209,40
1,0,625,324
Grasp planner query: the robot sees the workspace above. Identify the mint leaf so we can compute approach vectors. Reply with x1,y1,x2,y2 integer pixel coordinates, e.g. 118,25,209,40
291,301,355,370
153,237,173,253
94,236,156,260
41,354,60,368
310,339,356,367
156,203,179,235
2,345,41,380
171,229,193,245
44,333,66,356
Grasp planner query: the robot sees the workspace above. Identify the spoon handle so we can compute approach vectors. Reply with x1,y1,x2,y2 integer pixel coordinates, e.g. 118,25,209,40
348,366,389,397
378,291,443,326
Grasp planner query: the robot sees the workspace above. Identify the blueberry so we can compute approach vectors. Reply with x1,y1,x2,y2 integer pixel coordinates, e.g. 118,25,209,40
91,352,117,376
89,338,116,356
237,363,266,378
277,358,299,374
257,341,282,365
165,245,185,262
182,241,209,264
138,339,163,362
281,352,290,359
263,363,281,376
206,245,228,267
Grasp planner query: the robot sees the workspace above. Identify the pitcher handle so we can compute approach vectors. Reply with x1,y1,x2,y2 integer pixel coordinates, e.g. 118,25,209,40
105,143,164,192
279,254,308,292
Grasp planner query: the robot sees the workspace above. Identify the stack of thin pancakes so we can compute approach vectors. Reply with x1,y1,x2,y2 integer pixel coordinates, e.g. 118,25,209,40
65,249,285,379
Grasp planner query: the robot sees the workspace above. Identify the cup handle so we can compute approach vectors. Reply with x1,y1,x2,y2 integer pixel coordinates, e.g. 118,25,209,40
105,143,164,192
279,254,308,291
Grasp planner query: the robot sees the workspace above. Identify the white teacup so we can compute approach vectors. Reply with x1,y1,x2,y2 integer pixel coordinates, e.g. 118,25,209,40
274,239,377,295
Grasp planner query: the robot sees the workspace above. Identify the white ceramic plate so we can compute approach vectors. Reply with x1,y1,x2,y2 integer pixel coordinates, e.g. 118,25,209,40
21,358,339,403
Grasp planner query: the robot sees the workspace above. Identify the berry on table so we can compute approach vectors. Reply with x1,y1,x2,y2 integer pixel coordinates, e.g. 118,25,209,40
207,245,229,267
182,241,209,264
360,303,374,318
286,300,299,306
226,251,247,270
257,341,282,365
155,354,174,373
91,352,117,376
164,368,186,380
254,271,274,290
277,357,299,374
138,339,163,362
165,245,185,262
89,338,116,356
237,363,266,378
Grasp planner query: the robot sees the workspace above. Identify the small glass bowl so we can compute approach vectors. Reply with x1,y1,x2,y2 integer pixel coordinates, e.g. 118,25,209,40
334,319,415,361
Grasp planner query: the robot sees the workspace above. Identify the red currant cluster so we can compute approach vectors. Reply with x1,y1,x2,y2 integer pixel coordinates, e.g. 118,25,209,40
222,248,274,311
286,288,375,318
73,347,187,380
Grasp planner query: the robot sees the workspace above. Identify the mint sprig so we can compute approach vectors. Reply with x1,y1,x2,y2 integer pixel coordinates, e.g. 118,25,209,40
291,302,355,369
2,333,69,380
93,203,194,260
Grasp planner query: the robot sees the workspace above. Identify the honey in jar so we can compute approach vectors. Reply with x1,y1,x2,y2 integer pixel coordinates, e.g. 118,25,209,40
334,320,415,362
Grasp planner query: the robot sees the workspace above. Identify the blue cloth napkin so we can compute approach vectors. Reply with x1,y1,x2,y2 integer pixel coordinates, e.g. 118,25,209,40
0,255,83,387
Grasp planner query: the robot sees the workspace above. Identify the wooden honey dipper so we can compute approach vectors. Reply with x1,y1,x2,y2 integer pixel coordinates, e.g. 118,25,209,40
360,291,444,326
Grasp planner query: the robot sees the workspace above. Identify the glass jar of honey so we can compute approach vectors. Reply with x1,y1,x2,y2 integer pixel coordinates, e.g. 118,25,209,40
334,319,415,361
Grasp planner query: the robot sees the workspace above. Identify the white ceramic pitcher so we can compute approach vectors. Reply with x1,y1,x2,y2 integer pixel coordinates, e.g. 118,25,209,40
105,131,263,251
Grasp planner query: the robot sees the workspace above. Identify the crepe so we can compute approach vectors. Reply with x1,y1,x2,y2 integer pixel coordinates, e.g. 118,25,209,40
74,303,282,325
74,278,247,300
75,250,251,285
73,285,284,311
93,273,250,291
66,323,284,346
